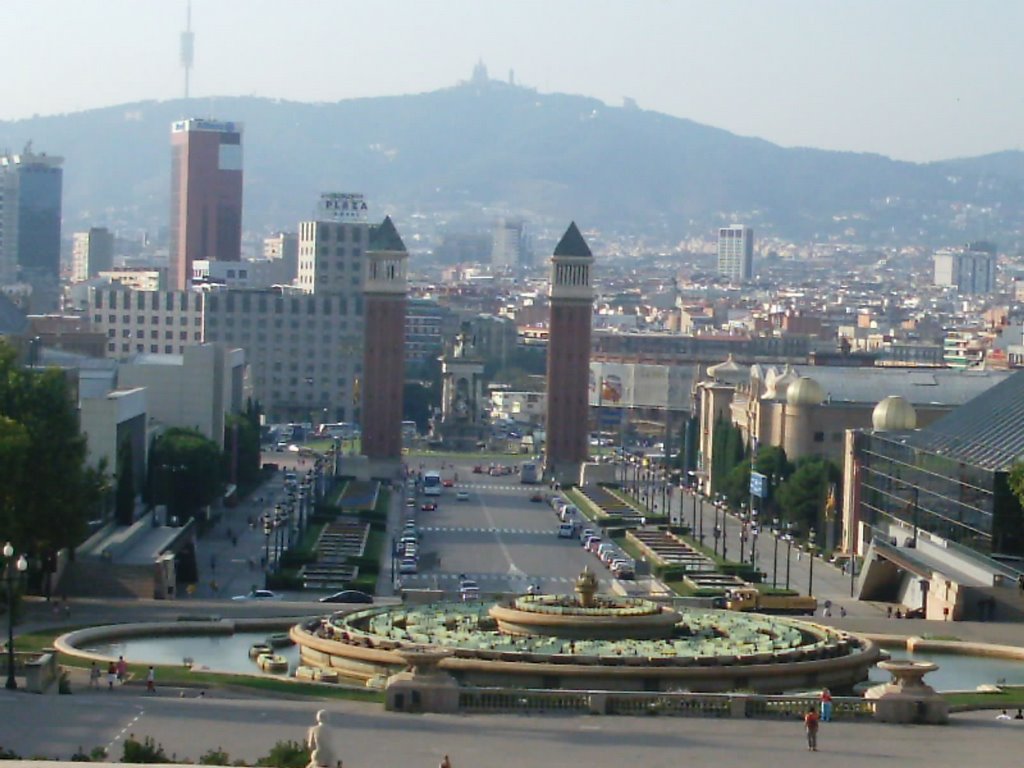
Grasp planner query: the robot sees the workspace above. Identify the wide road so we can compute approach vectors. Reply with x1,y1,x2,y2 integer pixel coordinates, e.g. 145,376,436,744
397,461,614,597
0,688,1014,768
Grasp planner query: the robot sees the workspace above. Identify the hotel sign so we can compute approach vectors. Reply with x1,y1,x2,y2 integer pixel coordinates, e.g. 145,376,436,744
318,193,369,222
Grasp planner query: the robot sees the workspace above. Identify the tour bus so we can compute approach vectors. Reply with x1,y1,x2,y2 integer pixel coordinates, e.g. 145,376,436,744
520,461,540,485
422,470,443,496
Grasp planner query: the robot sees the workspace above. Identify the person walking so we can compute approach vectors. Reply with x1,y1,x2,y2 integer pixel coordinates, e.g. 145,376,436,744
106,661,117,690
804,708,820,751
89,662,100,688
116,655,127,683
439,755,452,768
146,665,156,693
820,688,833,722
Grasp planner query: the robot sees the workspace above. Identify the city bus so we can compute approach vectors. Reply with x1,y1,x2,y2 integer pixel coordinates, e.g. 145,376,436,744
422,470,443,496
520,461,540,484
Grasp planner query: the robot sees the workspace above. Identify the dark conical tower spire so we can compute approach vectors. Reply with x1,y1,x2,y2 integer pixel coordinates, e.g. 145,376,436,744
370,215,407,252
553,222,591,257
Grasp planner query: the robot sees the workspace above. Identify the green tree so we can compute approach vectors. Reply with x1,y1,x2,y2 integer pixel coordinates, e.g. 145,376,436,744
403,382,434,433
150,427,223,521
0,341,103,559
114,438,136,526
774,456,841,536
224,410,261,489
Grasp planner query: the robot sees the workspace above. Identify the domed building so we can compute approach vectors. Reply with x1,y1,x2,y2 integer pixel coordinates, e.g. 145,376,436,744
694,362,1011,500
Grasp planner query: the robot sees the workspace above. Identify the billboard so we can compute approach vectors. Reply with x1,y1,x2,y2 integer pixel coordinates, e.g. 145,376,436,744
589,362,693,412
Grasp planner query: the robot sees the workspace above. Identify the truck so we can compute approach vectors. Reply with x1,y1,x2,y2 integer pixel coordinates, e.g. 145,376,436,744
721,587,817,616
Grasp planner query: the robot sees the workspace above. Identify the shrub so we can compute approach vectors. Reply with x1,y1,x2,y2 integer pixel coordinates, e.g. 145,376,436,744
256,740,310,768
199,747,232,765
122,736,171,764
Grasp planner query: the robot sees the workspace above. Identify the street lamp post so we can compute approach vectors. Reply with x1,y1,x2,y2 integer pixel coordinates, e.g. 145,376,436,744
785,526,793,590
691,487,698,536
3,543,28,690
721,506,728,561
739,523,747,564
808,528,817,597
772,517,780,588
750,530,759,568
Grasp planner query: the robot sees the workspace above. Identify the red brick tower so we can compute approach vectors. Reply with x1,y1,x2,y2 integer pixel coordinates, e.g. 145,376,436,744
544,222,594,485
361,216,408,463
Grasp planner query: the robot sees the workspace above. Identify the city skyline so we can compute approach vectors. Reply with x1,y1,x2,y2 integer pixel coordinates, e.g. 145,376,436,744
1,0,1022,164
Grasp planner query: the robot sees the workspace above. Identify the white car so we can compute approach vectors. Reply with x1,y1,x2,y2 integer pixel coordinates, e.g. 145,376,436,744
399,558,418,575
456,490,470,501
232,589,281,601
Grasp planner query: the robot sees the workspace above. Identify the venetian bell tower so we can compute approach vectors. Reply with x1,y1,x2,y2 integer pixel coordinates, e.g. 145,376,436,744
544,222,594,485
361,216,408,464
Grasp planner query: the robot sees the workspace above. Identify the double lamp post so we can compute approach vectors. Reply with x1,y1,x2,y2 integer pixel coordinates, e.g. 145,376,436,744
3,543,28,690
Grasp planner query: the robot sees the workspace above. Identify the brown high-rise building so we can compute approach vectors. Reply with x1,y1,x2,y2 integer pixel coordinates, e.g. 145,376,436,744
168,119,243,290
545,222,594,484
361,216,408,462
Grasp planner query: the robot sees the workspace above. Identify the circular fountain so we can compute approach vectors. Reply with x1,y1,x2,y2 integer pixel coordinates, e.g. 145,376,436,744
291,569,881,694
489,567,681,639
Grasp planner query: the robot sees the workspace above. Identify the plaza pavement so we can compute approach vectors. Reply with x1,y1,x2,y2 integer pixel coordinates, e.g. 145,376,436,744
0,688,1021,767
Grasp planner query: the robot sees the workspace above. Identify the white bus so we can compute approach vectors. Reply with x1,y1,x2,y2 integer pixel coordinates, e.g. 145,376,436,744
422,470,442,496
520,461,540,484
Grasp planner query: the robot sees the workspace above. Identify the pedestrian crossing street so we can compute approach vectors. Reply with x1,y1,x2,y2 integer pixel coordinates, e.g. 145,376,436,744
417,525,554,535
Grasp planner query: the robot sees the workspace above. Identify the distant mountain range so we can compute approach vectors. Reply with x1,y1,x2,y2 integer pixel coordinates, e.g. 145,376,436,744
2,81,1023,247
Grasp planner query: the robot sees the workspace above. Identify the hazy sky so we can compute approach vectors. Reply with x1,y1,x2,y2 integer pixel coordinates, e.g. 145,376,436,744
4,0,1021,162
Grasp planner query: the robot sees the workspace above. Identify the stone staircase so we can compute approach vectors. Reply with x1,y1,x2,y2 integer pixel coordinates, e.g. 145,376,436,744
58,559,155,599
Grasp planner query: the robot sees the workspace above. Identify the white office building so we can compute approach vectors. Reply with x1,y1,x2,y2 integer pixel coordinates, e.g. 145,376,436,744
717,225,754,282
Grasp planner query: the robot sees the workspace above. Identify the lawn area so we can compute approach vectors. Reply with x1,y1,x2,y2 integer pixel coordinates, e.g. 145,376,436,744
944,686,1024,710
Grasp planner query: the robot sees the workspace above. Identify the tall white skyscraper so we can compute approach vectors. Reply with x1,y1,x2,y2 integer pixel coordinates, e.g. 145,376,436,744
717,225,754,282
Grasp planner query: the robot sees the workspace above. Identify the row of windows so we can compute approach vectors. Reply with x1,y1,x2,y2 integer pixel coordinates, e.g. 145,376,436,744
205,295,364,314
95,314,201,327
108,342,185,354
108,329,200,341
94,291,200,312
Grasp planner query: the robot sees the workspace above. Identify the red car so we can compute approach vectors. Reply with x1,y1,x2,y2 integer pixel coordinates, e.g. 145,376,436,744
421,501,437,512
472,466,484,474
442,479,454,488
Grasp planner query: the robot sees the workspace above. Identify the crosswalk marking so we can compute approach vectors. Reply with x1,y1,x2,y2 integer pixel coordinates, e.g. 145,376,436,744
400,573,580,584
417,526,555,535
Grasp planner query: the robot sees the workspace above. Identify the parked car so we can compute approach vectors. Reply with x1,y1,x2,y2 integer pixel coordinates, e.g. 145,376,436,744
586,536,604,553
319,590,374,604
530,492,544,503
579,528,595,544
472,465,484,474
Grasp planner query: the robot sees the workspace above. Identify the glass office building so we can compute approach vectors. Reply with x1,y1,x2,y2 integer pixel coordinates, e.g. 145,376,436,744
853,371,1024,557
